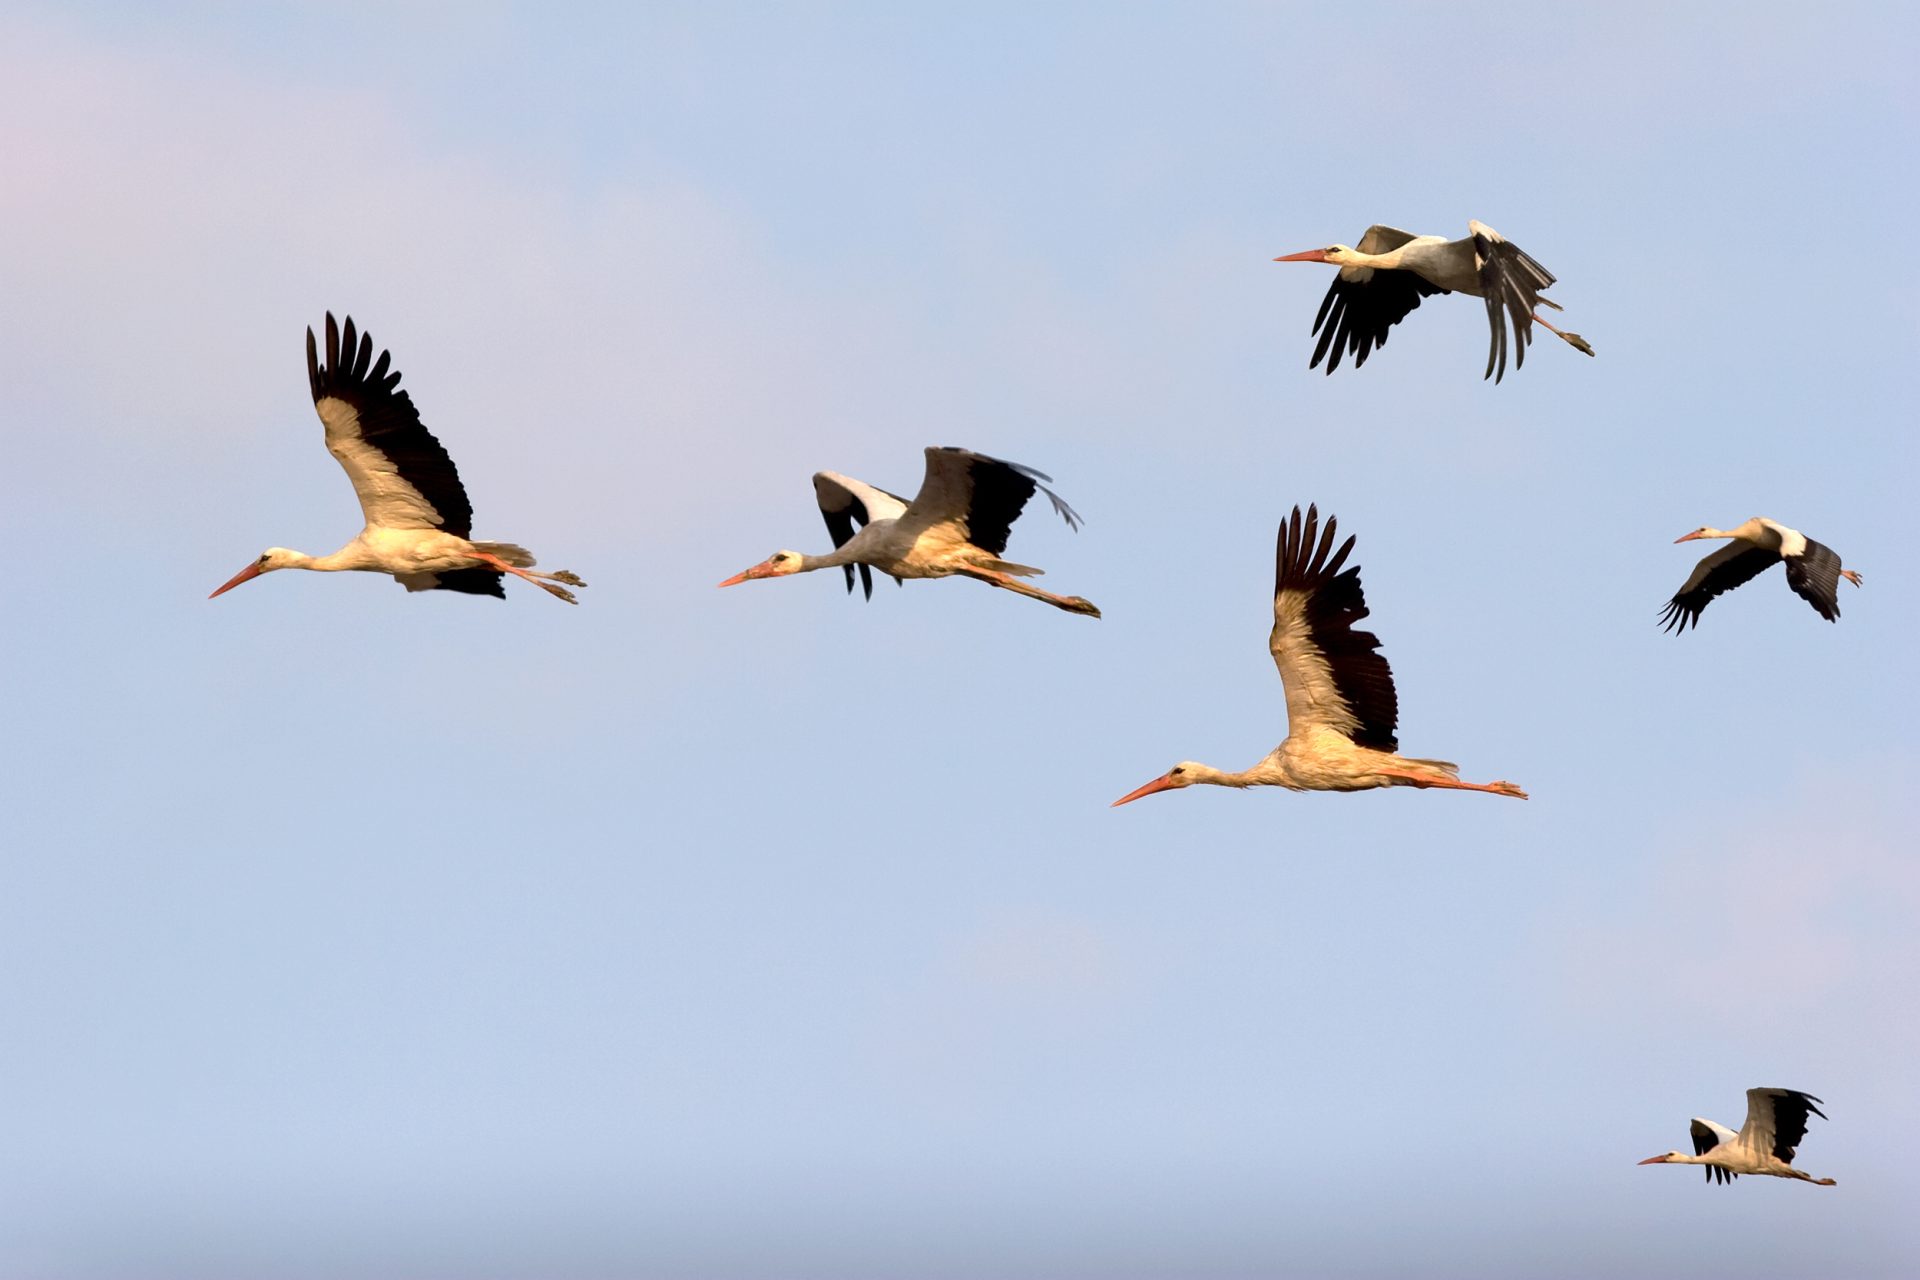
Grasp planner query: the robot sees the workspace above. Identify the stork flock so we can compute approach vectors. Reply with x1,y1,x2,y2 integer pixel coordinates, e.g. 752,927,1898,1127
215,217,1859,1192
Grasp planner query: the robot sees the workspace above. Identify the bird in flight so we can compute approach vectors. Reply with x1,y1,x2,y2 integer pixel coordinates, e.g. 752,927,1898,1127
1662,517,1861,632
210,314,586,603
1639,1088,1836,1186
720,446,1100,617
1274,220,1594,382
1113,505,1525,806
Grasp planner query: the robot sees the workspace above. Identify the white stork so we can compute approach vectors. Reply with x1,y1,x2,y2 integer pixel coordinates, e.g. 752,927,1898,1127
210,314,586,603
719,446,1100,617
1639,1088,1836,1186
1662,517,1862,632
1112,505,1525,806
1274,221,1595,382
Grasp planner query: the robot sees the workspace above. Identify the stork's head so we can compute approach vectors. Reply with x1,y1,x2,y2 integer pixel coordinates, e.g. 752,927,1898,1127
209,548,303,598
1274,244,1355,267
1637,1151,1685,1166
1111,762,1205,807
717,550,805,588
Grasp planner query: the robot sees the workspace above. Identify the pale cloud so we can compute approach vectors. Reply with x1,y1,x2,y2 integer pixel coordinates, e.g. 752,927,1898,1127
1552,766,1920,1063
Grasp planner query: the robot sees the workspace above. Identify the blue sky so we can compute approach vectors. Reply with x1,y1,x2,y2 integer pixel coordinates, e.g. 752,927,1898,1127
1,3,1915,1276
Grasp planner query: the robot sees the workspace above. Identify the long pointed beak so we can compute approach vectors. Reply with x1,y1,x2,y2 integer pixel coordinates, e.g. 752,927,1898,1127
1112,774,1179,807
209,562,264,599
1673,531,1705,544
716,570,751,588
1636,1155,1671,1165
1273,249,1330,263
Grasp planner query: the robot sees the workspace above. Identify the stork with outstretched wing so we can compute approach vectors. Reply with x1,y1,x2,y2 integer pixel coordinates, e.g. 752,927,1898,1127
1274,221,1594,382
720,446,1099,617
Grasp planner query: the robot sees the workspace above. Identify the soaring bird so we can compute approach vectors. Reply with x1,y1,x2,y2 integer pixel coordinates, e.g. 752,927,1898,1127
1112,505,1525,805
1639,1088,1835,1186
1662,517,1862,632
719,446,1100,617
210,314,586,603
1274,221,1594,382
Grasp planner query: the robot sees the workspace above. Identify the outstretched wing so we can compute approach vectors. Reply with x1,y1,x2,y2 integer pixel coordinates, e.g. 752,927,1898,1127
813,471,910,600
1741,1088,1827,1164
1660,543,1780,633
1469,221,1557,384
1690,1118,1739,1185
1308,225,1447,374
899,446,1083,556
308,313,475,535
1267,504,1398,751
1783,539,1847,622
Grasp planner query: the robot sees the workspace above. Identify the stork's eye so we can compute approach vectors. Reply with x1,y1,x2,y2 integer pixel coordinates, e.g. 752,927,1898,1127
1171,766,1185,776
257,554,270,565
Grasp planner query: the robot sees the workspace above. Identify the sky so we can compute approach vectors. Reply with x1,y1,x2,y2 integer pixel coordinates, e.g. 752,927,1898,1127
1,2,1916,1276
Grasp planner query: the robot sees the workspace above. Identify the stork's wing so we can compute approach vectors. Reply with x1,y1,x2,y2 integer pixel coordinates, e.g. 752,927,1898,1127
899,446,1083,555
395,568,507,598
1308,225,1446,375
308,314,475,535
1741,1088,1826,1164
1783,539,1847,622
1267,504,1398,751
812,470,909,600
1468,221,1557,384
1660,543,1781,633
1690,1118,1740,1185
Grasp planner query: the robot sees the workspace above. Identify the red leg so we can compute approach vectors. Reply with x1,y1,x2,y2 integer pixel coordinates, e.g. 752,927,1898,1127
471,552,580,603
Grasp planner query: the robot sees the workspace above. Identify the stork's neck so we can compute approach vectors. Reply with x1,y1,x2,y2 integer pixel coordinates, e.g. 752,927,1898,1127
307,543,383,573
800,545,860,573
1187,760,1292,790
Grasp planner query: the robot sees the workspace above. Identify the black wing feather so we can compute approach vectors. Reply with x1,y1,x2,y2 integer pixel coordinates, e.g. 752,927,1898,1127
417,568,507,598
308,313,477,537
1660,546,1781,633
1689,1120,1734,1185
1275,504,1399,752
1783,540,1846,622
1308,271,1445,375
1767,1090,1827,1163
1471,233,1557,384
943,449,1083,557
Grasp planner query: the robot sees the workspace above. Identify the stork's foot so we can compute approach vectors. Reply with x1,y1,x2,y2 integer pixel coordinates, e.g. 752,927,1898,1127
1529,311,1595,357
1559,331,1595,357
1488,780,1529,799
472,552,583,603
1061,596,1102,619
1841,569,1863,588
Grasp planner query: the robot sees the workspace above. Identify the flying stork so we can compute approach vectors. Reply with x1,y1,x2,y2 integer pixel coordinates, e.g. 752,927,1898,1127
1112,505,1526,806
1274,221,1595,382
210,313,586,603
1639,1088,1836,1186
1662,517,1862,632
719,446,1100,617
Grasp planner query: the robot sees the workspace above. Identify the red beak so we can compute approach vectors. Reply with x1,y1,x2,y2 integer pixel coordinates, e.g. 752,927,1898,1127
716,570,750,588
1273,249,1330,263
1673,531,1705,544
1111,774,1180,807
1636,1155,1671,1165
209,562,264,599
